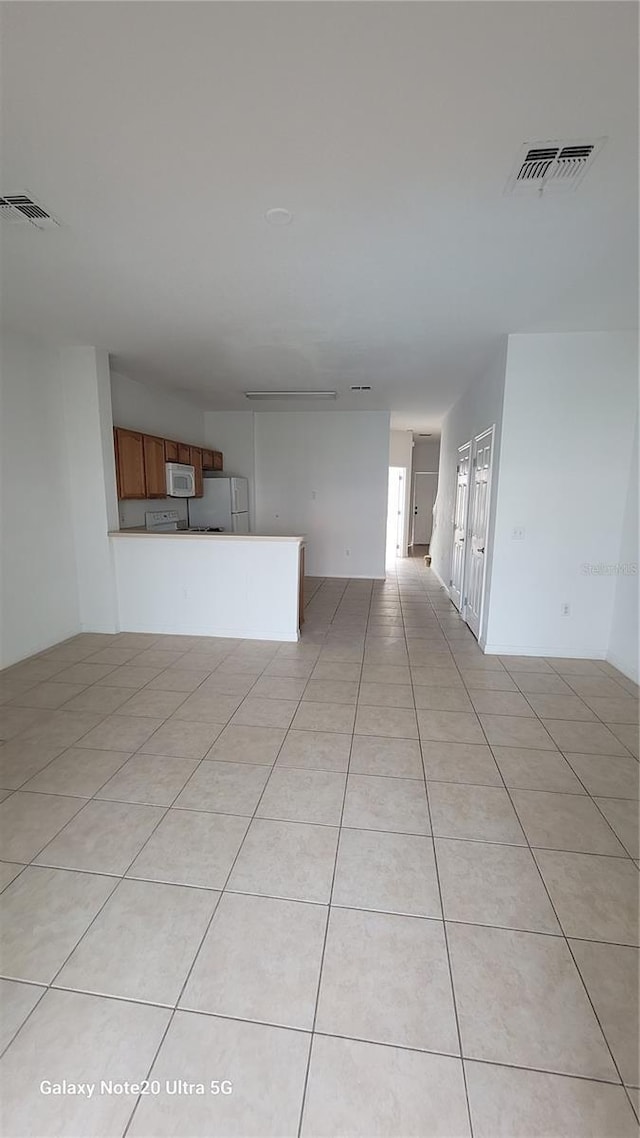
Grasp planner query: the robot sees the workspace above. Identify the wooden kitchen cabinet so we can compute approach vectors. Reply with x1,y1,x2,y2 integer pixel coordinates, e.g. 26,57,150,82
143,435,167,498
190,446,204,497
114,428,146,500
114,426,223,502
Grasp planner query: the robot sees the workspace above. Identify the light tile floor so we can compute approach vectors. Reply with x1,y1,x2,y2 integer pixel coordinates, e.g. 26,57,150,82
0,561,638,1137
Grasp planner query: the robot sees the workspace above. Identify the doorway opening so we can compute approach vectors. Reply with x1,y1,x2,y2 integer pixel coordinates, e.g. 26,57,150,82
386,466,406,567
411,471,438,550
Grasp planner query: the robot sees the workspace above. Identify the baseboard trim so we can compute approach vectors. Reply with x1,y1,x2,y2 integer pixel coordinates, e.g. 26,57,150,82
483,643,608,660
115,626,300,642
320,573,386,581
429,565,450,593
606,650,639,684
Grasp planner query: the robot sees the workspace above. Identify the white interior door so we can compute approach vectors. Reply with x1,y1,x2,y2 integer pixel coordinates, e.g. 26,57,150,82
450,442,471,611
464,427,494,638
386,467,406,565
412,472,438,545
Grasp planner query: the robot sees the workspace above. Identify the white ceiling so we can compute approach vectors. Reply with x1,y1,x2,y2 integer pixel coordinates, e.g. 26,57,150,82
1,2,637,431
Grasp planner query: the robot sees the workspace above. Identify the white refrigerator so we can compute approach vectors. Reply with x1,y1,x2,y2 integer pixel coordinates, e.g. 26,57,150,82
188,475,250,533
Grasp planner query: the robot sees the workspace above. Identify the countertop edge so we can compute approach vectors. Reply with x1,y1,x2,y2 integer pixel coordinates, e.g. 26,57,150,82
109,531,305,543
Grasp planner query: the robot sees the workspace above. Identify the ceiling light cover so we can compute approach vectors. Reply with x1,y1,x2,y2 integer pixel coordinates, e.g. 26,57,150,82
244,390,337,400
265,207,293,226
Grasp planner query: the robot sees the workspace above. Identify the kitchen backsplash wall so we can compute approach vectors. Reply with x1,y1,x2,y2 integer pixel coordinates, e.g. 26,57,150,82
118,497,189,530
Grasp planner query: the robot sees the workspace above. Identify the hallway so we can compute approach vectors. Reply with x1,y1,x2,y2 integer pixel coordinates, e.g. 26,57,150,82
0,559,638,1136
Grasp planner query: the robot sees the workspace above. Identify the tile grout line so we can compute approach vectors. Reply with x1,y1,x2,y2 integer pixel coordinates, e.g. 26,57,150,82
401,560,478,1136
8,972,627,1097
295,577,371,1138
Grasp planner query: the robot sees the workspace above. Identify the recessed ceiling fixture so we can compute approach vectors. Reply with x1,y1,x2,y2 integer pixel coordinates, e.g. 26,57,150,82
0,192,59,229
505,138,605,195
244,390,337,400
265,207,293,226
350,385,371,391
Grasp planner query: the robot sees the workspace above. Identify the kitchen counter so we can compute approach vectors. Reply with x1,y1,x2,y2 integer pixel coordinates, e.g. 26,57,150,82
110,529,304,542
109,531,305,641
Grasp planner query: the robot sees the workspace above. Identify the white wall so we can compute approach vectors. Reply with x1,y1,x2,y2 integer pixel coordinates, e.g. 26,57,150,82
204,411,256,529
110,370,206,528
486,332,638,661
110,370,204,442
1,333,80,666
389,430,413,557
430,341,507,628
255,411,390,578
608,415,639,681
412,438,440,472
62,348,119,634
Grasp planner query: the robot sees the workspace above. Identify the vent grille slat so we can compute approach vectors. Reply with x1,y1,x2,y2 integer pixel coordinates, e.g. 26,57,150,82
0,192,59,228
506,138,604,195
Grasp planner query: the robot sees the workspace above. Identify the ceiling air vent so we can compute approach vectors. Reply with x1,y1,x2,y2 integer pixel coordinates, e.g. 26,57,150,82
0,193,59,229
505,138,605,195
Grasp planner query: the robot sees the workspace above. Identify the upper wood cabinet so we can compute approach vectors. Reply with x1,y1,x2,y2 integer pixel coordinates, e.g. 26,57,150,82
114,429,146,500
201,449,223,471
143,435,167,498
114,427,223,501
190,446,204,497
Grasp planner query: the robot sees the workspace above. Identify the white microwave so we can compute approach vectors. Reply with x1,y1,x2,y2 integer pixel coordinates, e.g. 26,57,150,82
165,462,196,497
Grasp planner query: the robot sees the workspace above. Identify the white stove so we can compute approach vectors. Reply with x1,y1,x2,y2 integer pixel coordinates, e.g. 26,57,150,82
144,510,224,534
145,509,180,532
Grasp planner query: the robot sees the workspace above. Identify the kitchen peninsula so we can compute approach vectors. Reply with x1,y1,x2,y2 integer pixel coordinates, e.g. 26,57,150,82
109,531,305,641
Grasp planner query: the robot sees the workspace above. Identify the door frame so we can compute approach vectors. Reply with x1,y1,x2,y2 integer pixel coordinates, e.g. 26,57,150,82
462,425,495,639
411,470,439,547
449,441,472,611
386,466,408,563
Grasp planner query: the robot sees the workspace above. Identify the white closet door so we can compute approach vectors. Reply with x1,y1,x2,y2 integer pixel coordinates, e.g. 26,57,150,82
464,427,494,638
450,442,471,611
